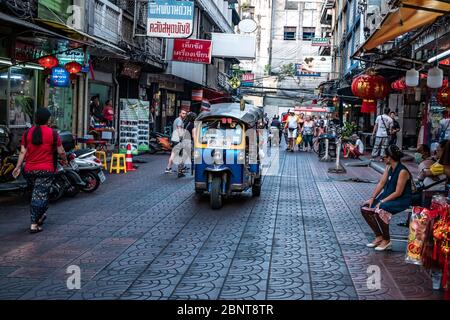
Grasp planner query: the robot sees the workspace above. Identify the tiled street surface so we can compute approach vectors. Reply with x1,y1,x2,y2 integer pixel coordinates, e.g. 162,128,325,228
0,150,446,300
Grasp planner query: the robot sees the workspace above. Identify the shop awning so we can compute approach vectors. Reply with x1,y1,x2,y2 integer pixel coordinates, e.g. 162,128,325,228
0,12,91,47
203,87,232,104
35,19,129,59
358,0,450,53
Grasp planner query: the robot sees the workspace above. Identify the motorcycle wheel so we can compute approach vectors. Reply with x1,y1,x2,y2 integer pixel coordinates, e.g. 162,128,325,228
148,145,157,154
80,172,100,193
49,180,64,203
210,176,223,209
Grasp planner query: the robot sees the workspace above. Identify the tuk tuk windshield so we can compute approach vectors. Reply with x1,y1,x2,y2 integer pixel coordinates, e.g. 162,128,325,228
198,121,243,148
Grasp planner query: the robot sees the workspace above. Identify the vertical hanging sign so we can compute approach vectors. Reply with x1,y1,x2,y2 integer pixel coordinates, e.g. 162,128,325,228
147,0,194,38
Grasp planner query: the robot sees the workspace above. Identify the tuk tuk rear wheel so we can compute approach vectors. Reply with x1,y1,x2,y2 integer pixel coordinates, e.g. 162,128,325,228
210,176,223,209
252,178,261,197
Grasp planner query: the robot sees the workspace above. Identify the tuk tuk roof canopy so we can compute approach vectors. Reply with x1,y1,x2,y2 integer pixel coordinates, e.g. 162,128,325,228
196,103,264,127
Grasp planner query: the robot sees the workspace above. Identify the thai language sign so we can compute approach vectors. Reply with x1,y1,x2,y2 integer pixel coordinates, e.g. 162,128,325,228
50,67,70,87
172,39,212,64
147,0,194,38
241,73,254,87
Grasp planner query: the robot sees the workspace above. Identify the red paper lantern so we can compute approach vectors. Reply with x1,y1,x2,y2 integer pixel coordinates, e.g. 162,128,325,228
351,70,389,113
437,86,450,107
65,61,82,74
38,56,58,69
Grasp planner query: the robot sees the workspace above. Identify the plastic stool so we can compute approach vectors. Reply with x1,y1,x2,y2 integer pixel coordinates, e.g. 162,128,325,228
110,154,127,174
95,151,107,170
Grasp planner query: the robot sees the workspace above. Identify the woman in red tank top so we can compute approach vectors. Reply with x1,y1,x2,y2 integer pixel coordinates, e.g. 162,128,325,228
13,108,68,233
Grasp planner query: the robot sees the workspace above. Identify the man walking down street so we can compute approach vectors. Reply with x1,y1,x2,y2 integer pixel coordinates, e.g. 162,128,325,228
165,110,187,174
372,108,393,161
389,111,400,146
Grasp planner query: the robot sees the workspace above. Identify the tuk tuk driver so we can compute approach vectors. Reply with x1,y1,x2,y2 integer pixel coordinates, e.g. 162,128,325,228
165,110,188,173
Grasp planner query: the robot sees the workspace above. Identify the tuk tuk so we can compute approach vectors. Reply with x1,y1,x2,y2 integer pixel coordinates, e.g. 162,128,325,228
194,103,264,209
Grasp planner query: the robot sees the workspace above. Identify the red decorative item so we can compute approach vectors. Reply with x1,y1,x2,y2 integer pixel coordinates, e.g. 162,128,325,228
351,70,389,113
437,86,450,107
65,61,82,74
312,99,318,104
38,56,58,69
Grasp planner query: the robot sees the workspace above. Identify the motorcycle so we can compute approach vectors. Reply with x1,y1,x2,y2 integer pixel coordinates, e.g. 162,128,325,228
149,132,172,154
67,149,105,193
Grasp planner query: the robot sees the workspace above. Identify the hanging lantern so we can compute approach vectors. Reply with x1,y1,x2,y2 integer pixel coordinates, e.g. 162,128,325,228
437,86,450,107
405,68,419,87
427,67,443,88
65,61,82,74
38,56,58,69
332,96,338,104
351,70,389,113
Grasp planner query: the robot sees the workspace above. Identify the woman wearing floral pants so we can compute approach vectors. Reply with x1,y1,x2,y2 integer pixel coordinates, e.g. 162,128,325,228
13,108,67,233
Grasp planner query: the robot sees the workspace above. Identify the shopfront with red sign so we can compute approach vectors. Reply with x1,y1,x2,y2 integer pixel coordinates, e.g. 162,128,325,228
172,39,212,64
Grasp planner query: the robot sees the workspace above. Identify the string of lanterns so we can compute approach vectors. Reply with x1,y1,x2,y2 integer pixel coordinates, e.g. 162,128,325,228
38,55,83,74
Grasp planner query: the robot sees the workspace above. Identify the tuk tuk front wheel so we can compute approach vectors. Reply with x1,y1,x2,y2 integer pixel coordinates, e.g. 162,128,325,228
252,178,261,197
210,176,223,209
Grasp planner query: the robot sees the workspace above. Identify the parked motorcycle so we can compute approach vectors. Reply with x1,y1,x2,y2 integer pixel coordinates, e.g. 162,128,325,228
67,149,105,193
149,132,172,154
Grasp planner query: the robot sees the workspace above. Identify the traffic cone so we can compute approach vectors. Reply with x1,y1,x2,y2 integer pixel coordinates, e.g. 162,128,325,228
126,144,136,171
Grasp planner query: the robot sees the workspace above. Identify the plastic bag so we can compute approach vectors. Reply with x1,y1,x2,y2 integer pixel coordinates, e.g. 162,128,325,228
405,206,431,265
296,134,303,145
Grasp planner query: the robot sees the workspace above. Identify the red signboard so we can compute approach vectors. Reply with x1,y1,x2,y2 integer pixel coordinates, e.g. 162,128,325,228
173,39,212,64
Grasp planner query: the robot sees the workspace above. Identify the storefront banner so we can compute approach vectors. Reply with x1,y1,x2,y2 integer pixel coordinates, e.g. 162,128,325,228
57,49,86,66
172,39,212,64
311,38,330,47
295,64,320,77
50,67,70,87
147,0,194,38
241,73,254,87
296,56,332,74
14,41,48,62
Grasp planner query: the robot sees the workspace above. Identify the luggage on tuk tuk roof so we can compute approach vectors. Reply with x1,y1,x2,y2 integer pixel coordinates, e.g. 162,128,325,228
196,103,264,128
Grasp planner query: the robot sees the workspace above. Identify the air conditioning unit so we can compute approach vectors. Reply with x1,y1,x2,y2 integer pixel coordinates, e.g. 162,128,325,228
367,5,382,32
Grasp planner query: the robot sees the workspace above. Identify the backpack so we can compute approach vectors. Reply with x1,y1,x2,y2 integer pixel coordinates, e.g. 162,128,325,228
23,127,58,170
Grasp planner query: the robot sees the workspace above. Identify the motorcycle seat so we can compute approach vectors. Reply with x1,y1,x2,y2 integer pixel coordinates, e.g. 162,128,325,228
74,149,96,157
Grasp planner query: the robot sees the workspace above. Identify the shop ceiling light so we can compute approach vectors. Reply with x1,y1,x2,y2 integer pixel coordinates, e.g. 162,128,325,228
427,49,450,64
405,68,419,87
427,67,443,88
0,58,12,66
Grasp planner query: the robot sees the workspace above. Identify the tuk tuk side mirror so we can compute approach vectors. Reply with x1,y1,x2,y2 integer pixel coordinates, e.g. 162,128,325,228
240,99,245,111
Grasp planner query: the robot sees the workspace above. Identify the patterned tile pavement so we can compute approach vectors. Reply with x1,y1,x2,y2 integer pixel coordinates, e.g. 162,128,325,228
0,150,447,300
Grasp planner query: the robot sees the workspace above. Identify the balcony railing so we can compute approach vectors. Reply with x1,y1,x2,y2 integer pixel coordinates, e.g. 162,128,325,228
93,0,122,44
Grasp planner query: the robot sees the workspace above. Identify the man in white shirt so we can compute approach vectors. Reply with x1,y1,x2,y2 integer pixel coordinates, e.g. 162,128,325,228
371,108,393,159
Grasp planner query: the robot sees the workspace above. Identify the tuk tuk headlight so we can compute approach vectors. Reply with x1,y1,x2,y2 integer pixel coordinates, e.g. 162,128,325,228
237,151,245,163
213,150,223,164
194,149,201,161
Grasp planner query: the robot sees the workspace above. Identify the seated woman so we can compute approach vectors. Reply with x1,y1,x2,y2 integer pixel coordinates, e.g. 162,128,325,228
343,134,364,158
361,145,412,251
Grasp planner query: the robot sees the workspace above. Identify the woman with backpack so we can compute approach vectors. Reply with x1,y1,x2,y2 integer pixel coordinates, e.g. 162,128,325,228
12,108,68,233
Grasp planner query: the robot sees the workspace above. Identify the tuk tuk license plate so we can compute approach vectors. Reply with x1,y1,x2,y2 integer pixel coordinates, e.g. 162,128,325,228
98,171,106,183
70,160,79,170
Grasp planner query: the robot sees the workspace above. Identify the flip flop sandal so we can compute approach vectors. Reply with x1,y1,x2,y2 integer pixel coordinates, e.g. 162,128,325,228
37,215,47,226
30,226,43,234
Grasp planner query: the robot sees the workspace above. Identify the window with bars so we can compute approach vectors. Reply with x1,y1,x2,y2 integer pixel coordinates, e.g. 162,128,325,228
285,1,298,10
284,26,297,40
302,27,315,40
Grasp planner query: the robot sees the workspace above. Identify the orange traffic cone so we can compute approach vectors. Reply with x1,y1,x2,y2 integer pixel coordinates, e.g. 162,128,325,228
126,144,136,171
